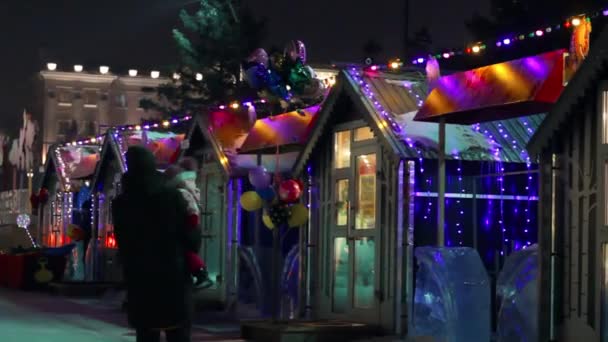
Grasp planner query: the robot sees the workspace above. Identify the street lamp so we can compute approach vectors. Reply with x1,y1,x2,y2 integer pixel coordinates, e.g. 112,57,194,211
26,170,34,212
151,71,160,79
47,63,57,71
99,66,110,74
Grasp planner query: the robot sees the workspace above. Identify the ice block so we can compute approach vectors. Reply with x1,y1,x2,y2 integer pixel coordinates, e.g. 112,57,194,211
496,244,538,342
412,246,491,342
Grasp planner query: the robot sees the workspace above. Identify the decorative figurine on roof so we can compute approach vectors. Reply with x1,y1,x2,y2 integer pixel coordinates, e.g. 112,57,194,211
565,16,592,84
426,56,441,92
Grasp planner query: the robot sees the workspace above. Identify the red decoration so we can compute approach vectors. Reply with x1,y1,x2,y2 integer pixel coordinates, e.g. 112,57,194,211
295,179,305,192
105,232,117,249
30,193,40,211
186,214,200,229
38,188,49,204
278,179,302,203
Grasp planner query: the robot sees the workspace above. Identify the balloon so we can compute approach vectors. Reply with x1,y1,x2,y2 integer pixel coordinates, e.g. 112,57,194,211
257,187,276,202
270,52,286,74
295,179,305,191
262,212,275,229
240,191,263,211
288,203,309,227
248,166,271,189
247,48,269,67
269,204,291,227
279,179,302,203
285,40,307,64
243,63,267,90
265,69,291,101
286,59,313,95
299,78,326,103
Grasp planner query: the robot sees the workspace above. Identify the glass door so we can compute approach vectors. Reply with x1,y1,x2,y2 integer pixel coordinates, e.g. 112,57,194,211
331,127,380,322
199,162,225,292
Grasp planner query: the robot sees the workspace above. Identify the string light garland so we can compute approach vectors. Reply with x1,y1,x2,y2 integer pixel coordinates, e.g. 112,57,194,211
408,7,608,66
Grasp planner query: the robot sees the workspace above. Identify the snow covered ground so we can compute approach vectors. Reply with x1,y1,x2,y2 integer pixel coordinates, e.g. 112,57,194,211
0,288,243,342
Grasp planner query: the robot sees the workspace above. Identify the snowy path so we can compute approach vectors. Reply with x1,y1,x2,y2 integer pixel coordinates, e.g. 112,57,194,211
0,288,244,342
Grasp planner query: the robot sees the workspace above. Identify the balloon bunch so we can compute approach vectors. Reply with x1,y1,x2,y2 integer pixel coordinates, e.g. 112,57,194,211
242,40,326,110
30,188,49,210
239,166,309,229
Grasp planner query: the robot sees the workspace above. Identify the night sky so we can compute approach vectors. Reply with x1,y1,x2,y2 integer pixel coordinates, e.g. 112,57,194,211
0,0,489,134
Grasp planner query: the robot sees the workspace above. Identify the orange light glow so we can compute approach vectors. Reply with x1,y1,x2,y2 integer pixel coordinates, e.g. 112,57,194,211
105,232,117,249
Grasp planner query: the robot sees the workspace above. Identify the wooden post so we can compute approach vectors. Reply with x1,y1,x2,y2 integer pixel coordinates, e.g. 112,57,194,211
437,117,446,246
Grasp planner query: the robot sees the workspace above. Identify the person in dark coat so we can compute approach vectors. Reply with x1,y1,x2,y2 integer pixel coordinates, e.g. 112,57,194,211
112,146,201,342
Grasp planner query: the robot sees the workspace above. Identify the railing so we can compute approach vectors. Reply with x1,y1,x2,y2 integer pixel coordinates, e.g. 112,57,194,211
0,189,30,225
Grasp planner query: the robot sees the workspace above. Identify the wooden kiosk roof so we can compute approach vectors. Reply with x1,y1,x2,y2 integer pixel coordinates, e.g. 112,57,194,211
414,50,566,125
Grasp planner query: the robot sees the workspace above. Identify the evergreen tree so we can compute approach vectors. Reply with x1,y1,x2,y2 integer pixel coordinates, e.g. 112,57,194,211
405,27,433,59
141,0,266,116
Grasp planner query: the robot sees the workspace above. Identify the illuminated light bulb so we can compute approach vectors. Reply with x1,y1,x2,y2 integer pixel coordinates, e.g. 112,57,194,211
135,125,141,131
195,73,203,81
442,53,450,59
472,45,481,53
99,66,110,74
74,65,83,72
571,18,581,26
219,105,226,110
496,41,502,47
604,9,608,16
416,57,424,64
150,71,160,79
230,102,239,109
173,73,180,80
129,69,138,77
390,61,400,69
370,65,378,71
535,30,543,36
47,63,57,71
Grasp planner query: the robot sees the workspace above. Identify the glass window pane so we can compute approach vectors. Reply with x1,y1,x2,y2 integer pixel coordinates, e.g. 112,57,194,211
603,243,608,342
605,162,608,225
334,131,351,169
336,179,349,226
333,237,349,313
354,238,375,308
356,154,376,229
354,127,374,141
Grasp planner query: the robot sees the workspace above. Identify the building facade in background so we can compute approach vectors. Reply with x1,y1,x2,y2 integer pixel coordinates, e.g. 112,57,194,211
37,69,166,165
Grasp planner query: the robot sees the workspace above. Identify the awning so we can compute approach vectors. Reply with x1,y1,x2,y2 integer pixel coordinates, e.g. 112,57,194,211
238,104,321,154
414,50,566,124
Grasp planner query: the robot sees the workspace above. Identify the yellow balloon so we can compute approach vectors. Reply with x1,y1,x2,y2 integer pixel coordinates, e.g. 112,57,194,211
262,214,275,229
288,203,309,228
240,191,263,212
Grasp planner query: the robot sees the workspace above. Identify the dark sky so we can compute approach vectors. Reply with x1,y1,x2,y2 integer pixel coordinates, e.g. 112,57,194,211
0,0,489,134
